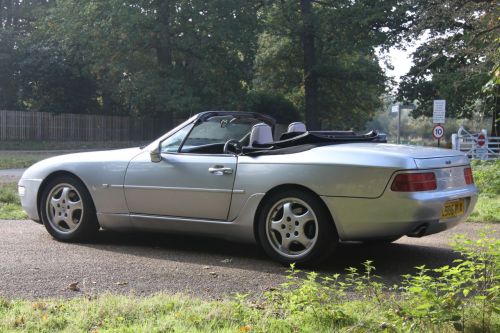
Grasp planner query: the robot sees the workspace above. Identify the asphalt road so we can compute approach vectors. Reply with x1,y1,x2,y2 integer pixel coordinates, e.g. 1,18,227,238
1,220,498,300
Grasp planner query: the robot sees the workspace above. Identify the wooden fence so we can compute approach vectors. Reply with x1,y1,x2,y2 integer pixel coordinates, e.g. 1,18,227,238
0,110,170,141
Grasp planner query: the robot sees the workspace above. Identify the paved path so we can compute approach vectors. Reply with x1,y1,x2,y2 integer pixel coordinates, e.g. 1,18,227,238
0,168,26,184
0,220,497,300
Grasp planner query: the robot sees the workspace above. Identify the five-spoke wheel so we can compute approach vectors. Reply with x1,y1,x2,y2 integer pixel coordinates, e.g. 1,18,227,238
257,189,338,265
40,175,99,241
46,183,84,233
266,198,318,258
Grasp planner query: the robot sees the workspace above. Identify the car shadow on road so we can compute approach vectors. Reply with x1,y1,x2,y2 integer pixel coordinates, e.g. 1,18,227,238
76,230,462,283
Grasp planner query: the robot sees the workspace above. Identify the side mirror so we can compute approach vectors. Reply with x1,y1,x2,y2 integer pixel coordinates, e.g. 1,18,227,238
150,146,162,163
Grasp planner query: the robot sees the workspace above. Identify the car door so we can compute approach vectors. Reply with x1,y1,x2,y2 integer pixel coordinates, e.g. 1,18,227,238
124,151,237,220
123,116,250,221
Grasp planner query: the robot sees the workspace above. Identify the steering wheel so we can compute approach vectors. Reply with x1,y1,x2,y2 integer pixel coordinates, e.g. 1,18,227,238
223,139,243,155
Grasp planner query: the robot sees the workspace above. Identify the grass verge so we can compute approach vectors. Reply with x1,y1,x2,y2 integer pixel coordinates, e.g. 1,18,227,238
0,183,27,219
0,140,146,151
0,152,57,169
468,194,500,223
468,160,500,223
0,232,498,333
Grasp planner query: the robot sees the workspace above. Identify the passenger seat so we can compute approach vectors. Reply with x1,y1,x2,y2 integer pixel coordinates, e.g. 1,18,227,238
280,122,307,140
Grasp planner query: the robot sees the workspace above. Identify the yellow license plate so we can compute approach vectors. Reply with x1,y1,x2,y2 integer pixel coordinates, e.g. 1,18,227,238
441,199,465,219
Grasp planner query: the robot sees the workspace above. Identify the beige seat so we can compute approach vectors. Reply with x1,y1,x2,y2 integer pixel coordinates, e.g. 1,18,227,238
280,122,307,140
287,122,306,133
249,123,273,147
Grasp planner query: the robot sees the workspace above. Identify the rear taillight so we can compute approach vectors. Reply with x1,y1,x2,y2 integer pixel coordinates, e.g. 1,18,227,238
464,167,474,185
391,172,437,192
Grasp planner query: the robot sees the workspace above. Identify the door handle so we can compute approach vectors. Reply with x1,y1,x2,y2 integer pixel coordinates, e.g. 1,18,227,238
208,166,233,175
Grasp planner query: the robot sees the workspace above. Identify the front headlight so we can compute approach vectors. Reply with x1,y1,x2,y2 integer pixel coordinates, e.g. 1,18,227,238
18,185,25,197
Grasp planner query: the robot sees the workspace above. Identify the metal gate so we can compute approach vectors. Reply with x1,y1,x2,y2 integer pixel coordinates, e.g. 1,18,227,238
452,127,500,160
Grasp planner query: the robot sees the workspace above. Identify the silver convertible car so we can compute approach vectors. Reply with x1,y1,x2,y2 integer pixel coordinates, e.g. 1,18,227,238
19,111,478,264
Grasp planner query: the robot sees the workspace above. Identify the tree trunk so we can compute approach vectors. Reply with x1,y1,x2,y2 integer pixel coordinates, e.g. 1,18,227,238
300,0,319,130
492,84,499,136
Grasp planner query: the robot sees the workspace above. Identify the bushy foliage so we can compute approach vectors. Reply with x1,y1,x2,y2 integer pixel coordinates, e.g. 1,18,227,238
471,160,500,195
246,231,500,332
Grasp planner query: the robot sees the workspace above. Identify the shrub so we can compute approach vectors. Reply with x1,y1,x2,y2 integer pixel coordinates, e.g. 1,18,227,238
471,160,500,195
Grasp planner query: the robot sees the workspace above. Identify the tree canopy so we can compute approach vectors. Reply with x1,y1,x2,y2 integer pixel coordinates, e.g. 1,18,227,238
398,0,499,135
0,0,497,132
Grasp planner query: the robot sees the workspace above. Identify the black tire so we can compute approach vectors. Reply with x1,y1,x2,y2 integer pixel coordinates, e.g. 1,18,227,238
40,175,99,241
257,189,338,265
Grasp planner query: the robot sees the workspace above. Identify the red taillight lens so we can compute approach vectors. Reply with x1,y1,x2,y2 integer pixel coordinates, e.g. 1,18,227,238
464,167,474,185
391,172,437,192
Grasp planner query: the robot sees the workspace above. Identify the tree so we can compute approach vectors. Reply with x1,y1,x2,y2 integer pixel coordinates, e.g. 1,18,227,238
254,0,410,130
38,0,260,119
0,0,32,110
398,0,499,135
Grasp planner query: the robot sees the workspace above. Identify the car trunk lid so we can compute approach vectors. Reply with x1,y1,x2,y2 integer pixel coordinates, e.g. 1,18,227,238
414,155,469,169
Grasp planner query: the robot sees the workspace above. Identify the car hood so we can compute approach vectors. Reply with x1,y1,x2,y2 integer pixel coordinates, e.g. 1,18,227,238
21,147,142,180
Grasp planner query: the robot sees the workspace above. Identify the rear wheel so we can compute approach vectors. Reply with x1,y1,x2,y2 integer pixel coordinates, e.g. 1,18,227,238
257,189,338,265
40,175,99,241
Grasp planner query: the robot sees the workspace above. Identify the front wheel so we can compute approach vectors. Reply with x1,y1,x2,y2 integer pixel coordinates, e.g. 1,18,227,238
40,175,99,241
257,189,338,265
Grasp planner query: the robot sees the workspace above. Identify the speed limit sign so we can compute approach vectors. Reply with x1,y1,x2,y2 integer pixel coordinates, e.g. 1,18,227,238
432,124,444,139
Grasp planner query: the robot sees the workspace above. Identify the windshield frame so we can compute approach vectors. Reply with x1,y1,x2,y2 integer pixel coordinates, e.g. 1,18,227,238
147,111,276,155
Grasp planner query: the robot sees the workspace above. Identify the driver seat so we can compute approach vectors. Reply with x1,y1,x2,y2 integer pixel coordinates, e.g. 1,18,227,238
249,123,273,148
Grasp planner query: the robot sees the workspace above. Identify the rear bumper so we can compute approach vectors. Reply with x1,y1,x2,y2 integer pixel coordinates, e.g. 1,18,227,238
18,178,42,222
321,185,478,241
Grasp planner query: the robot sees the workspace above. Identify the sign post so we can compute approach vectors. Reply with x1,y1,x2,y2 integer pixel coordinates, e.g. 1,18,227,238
433,100,446,147
391,105,400,144
432,124,445,147
393,104,416,144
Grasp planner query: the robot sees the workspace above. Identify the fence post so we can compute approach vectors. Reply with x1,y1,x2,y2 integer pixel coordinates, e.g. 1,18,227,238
0,111,6,140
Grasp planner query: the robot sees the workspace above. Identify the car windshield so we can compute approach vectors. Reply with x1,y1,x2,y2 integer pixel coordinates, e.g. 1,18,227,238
180,115,262,151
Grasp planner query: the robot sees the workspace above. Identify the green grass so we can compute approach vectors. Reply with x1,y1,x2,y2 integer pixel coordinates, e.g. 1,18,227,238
471,160,500,196
468,160,500,223
0,141,147,169
0,294,414,333
0,152,57,169
0,183,27,219
468,194,500,223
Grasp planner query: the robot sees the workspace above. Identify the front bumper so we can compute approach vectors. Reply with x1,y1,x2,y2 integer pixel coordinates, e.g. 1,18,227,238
18,178,42,222
321,184,478,241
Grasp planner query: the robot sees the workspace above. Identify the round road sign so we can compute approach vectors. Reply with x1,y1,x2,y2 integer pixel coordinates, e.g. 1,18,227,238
432,125,444,139
477,134,486,146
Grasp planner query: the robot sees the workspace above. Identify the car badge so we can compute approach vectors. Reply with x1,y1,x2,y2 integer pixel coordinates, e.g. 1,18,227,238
445,160,451,165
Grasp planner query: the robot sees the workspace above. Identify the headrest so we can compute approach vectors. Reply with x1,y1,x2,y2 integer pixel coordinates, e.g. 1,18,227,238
287,122,306,133
249,123,273,147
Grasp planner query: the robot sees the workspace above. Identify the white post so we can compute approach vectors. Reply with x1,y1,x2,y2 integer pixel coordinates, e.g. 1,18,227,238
451,133,459,150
